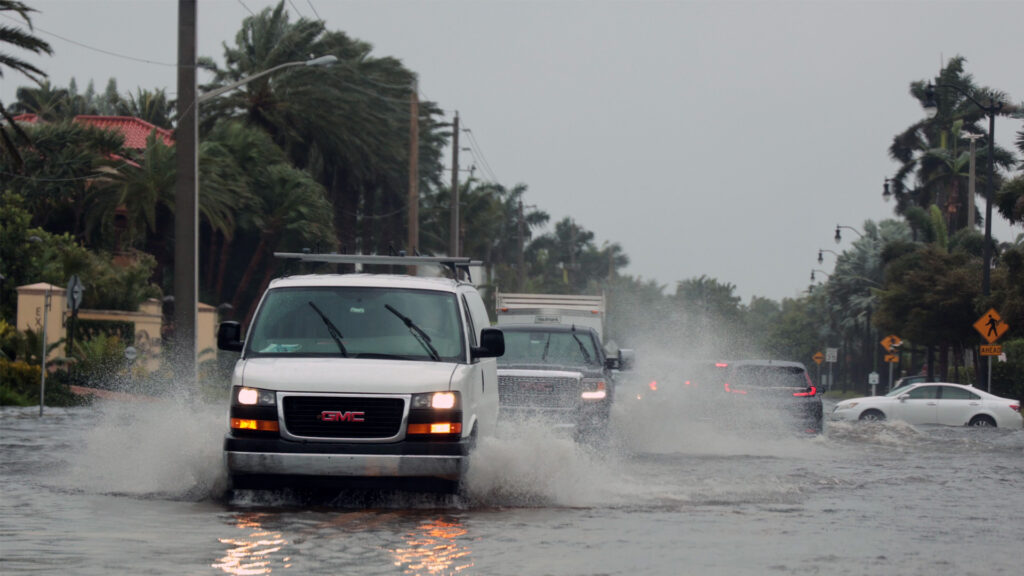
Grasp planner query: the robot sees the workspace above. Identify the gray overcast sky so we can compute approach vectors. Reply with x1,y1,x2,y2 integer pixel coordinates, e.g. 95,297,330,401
3,0,1022,302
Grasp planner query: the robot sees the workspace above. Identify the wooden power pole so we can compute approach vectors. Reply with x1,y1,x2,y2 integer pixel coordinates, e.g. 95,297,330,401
407,80,419,262
450,111,460,257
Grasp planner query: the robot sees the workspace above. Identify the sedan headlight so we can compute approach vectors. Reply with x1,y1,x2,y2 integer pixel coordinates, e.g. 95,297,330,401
835,401,858,411
234,386,277,406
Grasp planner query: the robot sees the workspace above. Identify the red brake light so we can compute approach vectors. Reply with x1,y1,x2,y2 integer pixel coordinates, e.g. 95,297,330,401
793,386,817,397
1010,404,1020,413
715,363,729,368
649,380,658,391
724,382,746,395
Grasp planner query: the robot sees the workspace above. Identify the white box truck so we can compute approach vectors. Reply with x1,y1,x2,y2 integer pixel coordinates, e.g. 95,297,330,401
494,292,606,342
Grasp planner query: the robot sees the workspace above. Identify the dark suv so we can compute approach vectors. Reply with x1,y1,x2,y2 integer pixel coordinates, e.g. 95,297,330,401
717,360,823,434
496,324,623,442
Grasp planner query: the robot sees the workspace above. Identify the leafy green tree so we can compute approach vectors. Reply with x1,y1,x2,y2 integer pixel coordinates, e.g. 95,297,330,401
874,244,980,381
0,0,53,169
0,120,123,239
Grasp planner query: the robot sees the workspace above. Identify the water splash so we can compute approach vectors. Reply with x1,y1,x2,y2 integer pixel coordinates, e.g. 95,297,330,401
59,398,229,500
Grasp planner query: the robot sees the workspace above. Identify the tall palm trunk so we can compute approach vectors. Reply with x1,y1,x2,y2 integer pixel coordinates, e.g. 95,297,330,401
230,234,269,316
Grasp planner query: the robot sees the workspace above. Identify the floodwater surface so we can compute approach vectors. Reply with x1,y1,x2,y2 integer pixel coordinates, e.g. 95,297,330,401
1,393,1022,575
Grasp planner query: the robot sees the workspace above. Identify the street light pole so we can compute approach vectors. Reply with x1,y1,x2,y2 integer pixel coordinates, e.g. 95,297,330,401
174,0,336,387
923,83,1002,296
834,225,864,244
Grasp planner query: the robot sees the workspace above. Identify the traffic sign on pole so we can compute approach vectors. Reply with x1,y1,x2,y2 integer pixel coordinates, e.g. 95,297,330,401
813,351,824,365
973,309,1009,344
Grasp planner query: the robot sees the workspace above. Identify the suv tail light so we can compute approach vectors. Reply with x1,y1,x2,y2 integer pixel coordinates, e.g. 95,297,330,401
724,382,746,395
793,386,817,397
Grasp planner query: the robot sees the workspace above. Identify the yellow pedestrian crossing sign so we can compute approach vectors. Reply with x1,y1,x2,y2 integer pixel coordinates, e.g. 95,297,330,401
973,309,1009,344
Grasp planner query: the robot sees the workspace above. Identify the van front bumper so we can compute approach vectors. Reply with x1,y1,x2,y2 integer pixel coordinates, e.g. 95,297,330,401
224,436,468,481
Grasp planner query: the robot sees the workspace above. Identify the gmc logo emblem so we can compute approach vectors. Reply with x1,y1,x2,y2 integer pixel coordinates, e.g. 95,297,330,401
318,411,365,422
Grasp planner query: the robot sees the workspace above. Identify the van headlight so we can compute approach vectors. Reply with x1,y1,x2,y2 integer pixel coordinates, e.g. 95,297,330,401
411,391,460,409
234,386,277,406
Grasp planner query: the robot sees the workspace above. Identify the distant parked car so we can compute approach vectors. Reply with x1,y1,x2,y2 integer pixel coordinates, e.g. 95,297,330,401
831,382,1022,428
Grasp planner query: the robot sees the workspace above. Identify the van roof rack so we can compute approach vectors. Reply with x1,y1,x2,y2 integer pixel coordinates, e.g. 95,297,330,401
274,252,482,282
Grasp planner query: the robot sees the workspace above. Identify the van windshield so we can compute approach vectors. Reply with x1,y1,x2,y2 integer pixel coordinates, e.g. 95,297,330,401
247,287,465,361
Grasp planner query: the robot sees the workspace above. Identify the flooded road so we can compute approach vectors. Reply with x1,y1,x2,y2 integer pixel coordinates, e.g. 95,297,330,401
2,396,1022,575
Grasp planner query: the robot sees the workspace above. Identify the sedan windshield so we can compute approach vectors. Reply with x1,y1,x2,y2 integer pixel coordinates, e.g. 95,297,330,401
247,286,464,361
885,384,917,397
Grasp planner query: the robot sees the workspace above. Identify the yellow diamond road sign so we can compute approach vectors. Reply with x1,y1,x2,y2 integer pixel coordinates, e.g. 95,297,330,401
881,334,902,352
974,308,1009,344
813,352,824,365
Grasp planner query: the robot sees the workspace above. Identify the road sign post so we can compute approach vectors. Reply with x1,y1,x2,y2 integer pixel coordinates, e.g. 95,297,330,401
880,335,902,392
825,348,838,391
973,309,1009,393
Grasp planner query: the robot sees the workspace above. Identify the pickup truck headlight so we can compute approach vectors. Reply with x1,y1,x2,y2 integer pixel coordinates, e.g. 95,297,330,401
411,391,460,409
581,380,607,400
233,386,277,406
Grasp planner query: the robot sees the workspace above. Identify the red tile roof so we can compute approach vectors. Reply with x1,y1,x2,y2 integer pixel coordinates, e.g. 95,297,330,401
73,115,174,148
11,113,39,123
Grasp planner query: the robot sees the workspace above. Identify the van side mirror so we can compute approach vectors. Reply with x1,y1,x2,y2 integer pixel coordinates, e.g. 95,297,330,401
217,321,244,352
472,328,504,358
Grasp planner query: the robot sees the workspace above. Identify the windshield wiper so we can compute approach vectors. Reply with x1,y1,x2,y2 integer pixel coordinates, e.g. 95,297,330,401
541,333,552,361
308,301,348,357
570,326,594,364
385,304,441,361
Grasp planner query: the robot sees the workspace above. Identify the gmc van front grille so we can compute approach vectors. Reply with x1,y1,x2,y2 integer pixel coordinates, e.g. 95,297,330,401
282,395,405,439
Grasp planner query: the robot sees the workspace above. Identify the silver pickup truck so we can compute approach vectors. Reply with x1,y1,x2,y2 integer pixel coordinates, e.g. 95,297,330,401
496,324,628,443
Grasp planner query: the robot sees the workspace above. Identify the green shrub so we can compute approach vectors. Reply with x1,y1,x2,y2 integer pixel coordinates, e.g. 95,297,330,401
0,359,86,407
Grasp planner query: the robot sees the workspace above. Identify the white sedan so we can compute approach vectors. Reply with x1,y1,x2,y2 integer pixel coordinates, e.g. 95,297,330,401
831,382,1022,428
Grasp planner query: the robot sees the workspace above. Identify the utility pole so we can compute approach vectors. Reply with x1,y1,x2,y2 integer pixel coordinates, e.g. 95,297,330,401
449,111,460,257
407,79,419,265
964,133,983,230
517,201,525,290
174,0,198,387
568,220,577,286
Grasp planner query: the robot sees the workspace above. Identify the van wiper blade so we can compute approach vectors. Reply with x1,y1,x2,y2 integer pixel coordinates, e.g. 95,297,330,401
385,304,440,361
308,301,348,357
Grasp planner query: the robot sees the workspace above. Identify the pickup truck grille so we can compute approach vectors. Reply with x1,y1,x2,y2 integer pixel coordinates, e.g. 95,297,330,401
498,372,582,409
282,395,405,439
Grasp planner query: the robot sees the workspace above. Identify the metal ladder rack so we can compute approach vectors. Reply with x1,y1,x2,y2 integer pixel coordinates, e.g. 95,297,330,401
274,252,483,282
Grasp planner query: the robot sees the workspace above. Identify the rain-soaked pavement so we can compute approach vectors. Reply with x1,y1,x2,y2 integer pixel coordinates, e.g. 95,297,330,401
2,391,1022,575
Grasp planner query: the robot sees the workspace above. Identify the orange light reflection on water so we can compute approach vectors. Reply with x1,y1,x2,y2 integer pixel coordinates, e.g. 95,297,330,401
391,517,473,574
211,513,291,575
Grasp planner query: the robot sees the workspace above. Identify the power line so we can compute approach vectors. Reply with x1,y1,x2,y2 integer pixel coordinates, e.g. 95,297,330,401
306,0,324,22
0,13,178,68
236,0,256,16
460,120,499,183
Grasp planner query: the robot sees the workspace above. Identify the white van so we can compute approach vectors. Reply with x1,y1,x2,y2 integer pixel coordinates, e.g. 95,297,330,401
217,254,504,492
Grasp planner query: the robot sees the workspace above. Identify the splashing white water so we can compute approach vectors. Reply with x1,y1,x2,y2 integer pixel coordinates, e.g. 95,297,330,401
60,398,228,499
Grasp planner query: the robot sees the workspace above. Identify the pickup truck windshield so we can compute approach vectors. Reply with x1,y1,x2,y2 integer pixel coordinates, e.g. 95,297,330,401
247,287,464,361
498,330,600,367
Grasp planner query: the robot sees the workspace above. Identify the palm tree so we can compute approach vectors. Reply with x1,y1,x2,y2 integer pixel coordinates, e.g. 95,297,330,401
0,0,53,170
229,163,337,323
202,2,447,258
888,57,1016,232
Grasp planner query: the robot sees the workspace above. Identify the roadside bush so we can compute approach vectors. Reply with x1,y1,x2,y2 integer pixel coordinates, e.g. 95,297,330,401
990,338,1024,400
0,359,86,407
